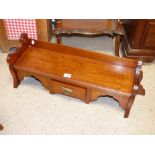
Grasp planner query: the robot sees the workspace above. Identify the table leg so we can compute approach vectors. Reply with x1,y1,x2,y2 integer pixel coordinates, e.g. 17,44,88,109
115,34,121,57
124,95,135,118
9,65,20,88
56,34,62,44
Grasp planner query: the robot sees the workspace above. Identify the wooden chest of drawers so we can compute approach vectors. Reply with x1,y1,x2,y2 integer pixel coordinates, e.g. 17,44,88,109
7,33,145,118
122,19,155,62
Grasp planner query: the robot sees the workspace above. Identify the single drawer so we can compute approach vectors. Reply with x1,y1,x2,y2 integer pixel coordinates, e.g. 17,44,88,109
50,80,86,101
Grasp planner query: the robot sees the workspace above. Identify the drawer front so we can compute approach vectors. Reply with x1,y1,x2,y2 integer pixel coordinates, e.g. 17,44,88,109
50,80,86,101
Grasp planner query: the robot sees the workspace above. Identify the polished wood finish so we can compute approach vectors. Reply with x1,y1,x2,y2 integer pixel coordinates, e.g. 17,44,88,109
7,33,145,118
53,19,124,56
36,19,52,42
50,80,86,101
122,19,155,62
0,19,52,53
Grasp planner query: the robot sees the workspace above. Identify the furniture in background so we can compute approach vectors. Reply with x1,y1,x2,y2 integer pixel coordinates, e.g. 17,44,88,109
0,19,52,53
7,33,145,118
53,19,124,56
122,19,155,62
0,124,3,130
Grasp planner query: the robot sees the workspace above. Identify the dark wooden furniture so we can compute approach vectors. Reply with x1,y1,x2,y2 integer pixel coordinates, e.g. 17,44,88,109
0,19,52,53
122,19,155,62
0,124,3,130
7,33,145,118
53,19,124,56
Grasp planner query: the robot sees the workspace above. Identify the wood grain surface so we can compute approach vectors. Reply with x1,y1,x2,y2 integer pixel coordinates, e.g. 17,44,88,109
7,33,145,118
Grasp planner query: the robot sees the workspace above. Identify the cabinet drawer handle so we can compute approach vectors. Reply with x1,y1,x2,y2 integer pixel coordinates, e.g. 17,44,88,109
62,87,73,95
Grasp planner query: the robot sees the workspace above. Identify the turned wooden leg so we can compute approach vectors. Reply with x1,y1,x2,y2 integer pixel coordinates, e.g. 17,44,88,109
115,35,121,57
124,95,135,118
56,34,62,44
0,124,4,130
9,65,20,88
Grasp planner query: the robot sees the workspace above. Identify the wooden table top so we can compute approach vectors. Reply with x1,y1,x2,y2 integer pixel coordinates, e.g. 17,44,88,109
58,19,117,32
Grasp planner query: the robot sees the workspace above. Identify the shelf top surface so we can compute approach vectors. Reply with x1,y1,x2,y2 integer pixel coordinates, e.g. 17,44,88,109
14,46,135,93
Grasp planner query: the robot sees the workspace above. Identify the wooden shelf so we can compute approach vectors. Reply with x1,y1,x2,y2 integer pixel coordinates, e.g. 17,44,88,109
7,33,145,118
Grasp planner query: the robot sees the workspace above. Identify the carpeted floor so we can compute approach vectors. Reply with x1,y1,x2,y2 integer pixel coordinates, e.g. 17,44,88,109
0,36,155,134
